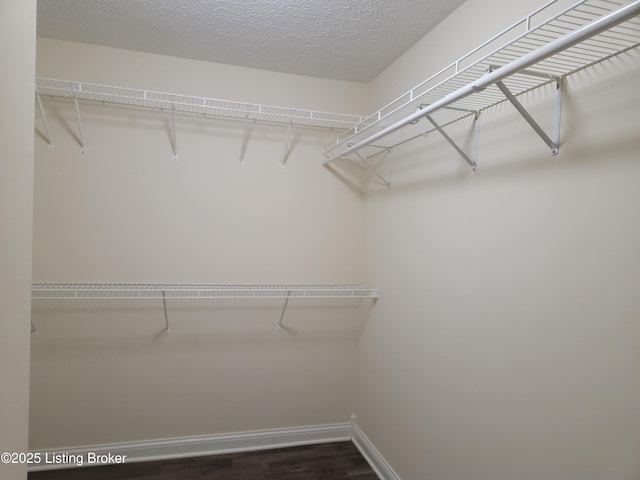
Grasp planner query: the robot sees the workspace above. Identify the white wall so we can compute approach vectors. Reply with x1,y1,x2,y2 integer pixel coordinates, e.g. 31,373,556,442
355,1,640,479
0,1,36,479
30,39,369,449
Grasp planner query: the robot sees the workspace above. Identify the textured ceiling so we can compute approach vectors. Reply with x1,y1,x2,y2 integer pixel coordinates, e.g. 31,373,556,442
37,0,466,82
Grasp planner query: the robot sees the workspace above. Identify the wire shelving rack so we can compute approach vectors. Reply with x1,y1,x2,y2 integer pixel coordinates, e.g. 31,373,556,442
324,0,640,168
30,283,379,335
31,283,379,301
35,79,363,130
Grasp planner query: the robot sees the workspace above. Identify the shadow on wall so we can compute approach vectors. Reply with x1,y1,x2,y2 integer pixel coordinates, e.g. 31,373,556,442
30,297,377,351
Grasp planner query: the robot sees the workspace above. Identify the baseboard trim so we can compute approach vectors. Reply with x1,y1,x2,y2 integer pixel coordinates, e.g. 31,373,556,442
28,423,351,471
351,419,402,480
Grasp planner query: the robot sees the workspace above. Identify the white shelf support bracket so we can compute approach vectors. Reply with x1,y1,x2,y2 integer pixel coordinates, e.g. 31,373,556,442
473,111,481,170
31,320,38,337
380,148,393,186
552,76,564,155
72,89,86,154
424,114,478,171
170,98,178,161
35,90,54,151
494,78,561,155
277,290,291,331
238,115,250,168
161,291,170,335
355,150,391,188
280,121,293,170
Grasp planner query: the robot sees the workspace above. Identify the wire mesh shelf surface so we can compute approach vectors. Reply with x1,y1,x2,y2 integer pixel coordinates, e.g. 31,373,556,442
35,78,364,130
325,0,640,162
31,283,380,301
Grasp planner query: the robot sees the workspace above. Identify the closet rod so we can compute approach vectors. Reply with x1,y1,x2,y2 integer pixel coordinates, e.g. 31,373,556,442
323,0,640,165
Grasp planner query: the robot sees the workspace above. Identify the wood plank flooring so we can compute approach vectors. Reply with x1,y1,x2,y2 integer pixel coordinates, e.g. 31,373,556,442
28,441,378,480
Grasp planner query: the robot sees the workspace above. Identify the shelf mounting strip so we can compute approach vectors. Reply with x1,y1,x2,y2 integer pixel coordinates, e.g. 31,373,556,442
324,0,640,167
31,283,379,335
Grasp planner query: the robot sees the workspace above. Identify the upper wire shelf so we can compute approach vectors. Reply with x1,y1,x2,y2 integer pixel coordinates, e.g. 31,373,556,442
324,0,640,163
31,283,380,301
35,78,364,130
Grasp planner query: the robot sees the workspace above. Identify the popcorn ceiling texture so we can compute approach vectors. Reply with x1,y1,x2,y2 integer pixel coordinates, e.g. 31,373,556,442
37,0,465,82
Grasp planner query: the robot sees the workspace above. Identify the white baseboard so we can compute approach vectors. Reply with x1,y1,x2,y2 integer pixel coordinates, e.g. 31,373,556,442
351,419,402,480
28,422,351,472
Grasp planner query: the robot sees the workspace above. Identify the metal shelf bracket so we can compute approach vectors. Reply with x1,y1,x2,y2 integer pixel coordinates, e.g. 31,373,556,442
490,67,563,155
238,115,251,168
72,86,86,154
552,76,564,155
35,89,54,151
170,99,178,161
281,121,293,170
277,289,292,331
161,290,170,334
355,150,392,188
423,109,480,171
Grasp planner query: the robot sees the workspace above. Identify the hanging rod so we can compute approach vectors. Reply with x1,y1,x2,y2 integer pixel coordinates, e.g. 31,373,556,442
324,0,640,164
31,283,380,301
35,78,364,131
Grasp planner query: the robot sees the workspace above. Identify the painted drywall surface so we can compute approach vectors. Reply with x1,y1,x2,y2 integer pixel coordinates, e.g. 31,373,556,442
30,40,367,448
0,1,36,478
355,1,640,479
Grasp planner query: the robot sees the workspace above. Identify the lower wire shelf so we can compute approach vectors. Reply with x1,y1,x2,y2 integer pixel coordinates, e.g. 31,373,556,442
30,283,380,335
31,283,379,301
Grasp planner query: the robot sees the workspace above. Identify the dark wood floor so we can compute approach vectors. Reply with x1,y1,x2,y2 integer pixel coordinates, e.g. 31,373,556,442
28,441,378,480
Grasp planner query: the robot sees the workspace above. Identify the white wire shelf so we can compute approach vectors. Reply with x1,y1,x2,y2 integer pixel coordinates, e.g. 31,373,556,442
35,78,364,130
31,283,380,301
324,0,640,164
30,283,379,335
